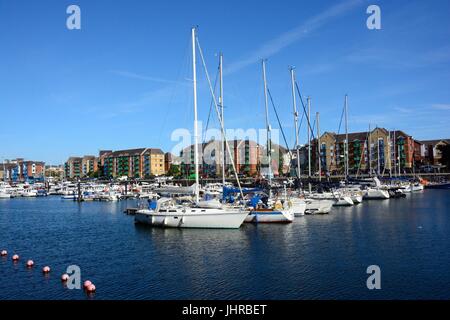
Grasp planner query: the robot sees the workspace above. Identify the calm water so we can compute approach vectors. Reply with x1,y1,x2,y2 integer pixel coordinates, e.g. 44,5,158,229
0,190,449,300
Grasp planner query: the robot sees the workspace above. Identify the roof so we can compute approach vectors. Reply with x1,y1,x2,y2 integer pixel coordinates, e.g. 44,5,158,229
146,148,164,155
107,148,164,157
182,140,260,153
335,131,368,143
321,128,413,143
419,139,450,146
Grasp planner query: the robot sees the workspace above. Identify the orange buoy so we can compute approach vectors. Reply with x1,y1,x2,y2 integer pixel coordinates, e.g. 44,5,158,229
61,274,69,282
12,254,19,261
83,280,92,289
86,284,96,293
42,266,51,273
1,250,7,256
26,260,34,267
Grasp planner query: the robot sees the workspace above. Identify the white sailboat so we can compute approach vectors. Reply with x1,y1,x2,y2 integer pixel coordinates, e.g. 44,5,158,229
289,67,306,217
246,60,294,223
304,198,334,214
135,27,248,229
363,177,390,199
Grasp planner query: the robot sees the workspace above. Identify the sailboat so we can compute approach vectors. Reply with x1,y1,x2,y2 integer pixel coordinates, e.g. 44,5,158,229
135,27,248,229
363,177,390,199
246,60,294,223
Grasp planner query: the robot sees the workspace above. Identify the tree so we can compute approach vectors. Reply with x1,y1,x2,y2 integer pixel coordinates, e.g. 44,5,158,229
437,144,450,170
167,164,180,177
278,151,285,177
88,170,99,178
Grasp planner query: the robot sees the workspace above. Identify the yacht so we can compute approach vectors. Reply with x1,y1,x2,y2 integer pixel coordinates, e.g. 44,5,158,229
22,188,38,197
0,191,11,198
135,27,249,229
135,198,249,228
304,198,334,214
289,197,307,216
363,188,390,199
246,204,294,223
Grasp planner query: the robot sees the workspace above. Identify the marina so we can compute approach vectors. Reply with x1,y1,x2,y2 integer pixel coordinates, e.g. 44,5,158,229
1,0,449,306
0,189,449,299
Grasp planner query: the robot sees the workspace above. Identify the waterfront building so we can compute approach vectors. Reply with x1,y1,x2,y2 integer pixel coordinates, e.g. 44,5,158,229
45,165,65,179
180,139,289,178
101,148,165,179
181,140,260,178
81,156,98,176
0,158,45,182
420,139,450,166
310,128,419,175
164,153,182,173
65,157,82,179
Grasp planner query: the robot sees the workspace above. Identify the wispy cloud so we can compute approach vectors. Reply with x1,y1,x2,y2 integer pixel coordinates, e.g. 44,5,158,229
110,70,185,85
393,106,414,114
105,86,177,119
225,0,364,74
431,103,450,111
345,45,450,69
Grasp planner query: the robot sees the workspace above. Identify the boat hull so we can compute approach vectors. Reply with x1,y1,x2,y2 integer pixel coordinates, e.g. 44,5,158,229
135,209,248,229
363,189,390,200
289,199,306,216
351,195,363,204
305,199,333,214
333,196,354,206
424,183,450,190
245,208,294,223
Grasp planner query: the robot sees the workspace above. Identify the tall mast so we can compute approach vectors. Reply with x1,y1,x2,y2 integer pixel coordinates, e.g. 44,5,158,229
192,27,200,203
393,129,396,177
368,124,372,176
307,96,312,193
307,96,311,178
344,94,349,179
377,128,380,175
388,130,392,177
219,53,225,185
316,112,321,182
290,67,301,181
262,59,272,185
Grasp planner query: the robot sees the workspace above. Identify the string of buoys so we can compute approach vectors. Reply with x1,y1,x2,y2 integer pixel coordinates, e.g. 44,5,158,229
84,280,96,293
1,248,96,296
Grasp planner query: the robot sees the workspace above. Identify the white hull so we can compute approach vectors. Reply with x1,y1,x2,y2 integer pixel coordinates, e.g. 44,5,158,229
22,192,37,197
135,208,248,229
0,193,11,199
245,208,294,223
333,196,354,206
403,184,424,192
61,195,76,200
289,198,307,216
364,188,390,199
351,195,363,204
305,199,333,214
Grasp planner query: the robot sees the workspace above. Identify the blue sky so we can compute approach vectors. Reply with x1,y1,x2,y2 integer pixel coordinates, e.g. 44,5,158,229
1,0,449,164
